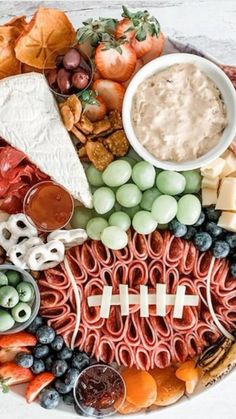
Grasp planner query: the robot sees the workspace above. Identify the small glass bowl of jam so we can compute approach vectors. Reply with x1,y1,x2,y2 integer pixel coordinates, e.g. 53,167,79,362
23,181,74,232
43,45,94,100
74,364,126,417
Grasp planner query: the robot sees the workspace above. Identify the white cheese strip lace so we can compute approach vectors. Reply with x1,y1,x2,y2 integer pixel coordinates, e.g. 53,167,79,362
64,256,81,350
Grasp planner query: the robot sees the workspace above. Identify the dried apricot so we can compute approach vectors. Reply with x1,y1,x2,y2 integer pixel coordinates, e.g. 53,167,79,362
86,141,113,171
150,367,185,406
175,360,201,394
121,367,157,408
115,399,142,414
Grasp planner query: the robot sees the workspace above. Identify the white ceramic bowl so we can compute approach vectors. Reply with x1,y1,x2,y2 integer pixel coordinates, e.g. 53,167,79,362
122,53,236,171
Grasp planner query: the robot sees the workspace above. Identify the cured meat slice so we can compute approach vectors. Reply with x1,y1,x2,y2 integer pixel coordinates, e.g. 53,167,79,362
178,241,197,275
91,240,116,267
193,251,212,278
44,268,70,289
115,342,135,368
112,262,129,288
135,347,151,370
124,312,141,347
147,230,164,259
137,317,158,350
102,306,129,342
170,336,189,364
48,313,76,335
185,331,203,358
83,330,100,357
129,232,149,260
38,282,68,307
80,242,101,277
163,232,184,267
149,260,166,288
40,305,70,320
114,245,133,263
65,252,88,284
128,260,148,288
83,278,105,329
97,337,115,364
151,342,172,369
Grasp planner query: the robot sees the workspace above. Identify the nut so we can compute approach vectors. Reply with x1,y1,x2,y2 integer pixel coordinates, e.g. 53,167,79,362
75,114,94,134
71,126,87,144
109,110,122,130
60,104,74,131
66,94,82,123
92,119,111,135
86,141,113,171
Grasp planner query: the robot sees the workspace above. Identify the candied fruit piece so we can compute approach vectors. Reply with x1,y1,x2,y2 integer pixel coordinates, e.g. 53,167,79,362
150,367,185,406
121,367,157,408
175,360,201,394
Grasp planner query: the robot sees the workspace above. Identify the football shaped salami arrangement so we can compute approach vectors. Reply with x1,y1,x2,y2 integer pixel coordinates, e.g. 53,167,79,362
0,5,236,417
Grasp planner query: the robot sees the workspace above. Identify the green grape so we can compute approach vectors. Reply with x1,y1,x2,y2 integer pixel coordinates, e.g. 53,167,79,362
109,211,131,231
70,207,95,229
93,187,115,214
156,168,163,176
132,211,157,234
121,205,140,218
86,217,108,240
132,161,156,191
120,156,137,167
102,160,132,187
86,164,105,187
114,202,122,211
156,171,186,195
176,194,201,225
116,184,142,208
151,195,177,223
140,187,162,211
101,226,128,250
181,170,202,193
99,208,114,220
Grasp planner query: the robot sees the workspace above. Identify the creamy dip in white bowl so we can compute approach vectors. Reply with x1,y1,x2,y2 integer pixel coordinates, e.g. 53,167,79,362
122,53,236,171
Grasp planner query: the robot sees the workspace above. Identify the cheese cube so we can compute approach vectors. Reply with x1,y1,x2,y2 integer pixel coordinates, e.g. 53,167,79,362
202,188,218,206
221,150,236,177
200,158,225,178
218,211,236,232
202,176,220,190
215,177,236,210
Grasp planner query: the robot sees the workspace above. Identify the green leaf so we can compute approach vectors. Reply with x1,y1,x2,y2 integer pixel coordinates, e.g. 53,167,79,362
121,5,134,19
80,90,98,106
116,46,123,55
82,18,93,25
91,33,99,47
135,27,147,42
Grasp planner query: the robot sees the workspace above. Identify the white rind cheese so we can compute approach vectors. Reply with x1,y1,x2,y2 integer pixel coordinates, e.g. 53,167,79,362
0,73,92,208
216,177,236,210
218,212,236,232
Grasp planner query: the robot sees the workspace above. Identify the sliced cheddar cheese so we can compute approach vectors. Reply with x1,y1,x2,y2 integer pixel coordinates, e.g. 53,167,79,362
202,188,218,207
200,158,225,179
215,177,236,210
220,150,236,177
218,211,236,232
202,176,220,190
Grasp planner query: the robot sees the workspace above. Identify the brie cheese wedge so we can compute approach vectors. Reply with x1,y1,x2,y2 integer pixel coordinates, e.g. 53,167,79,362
0,73,92,208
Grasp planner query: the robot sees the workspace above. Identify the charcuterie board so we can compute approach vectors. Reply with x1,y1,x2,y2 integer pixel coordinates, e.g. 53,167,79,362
0,5,236,418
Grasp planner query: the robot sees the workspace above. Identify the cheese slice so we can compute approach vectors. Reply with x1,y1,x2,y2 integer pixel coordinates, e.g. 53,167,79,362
218,211,236,232
202,176,219,190
221,150,236,177
200,158,225,178
0,73,92,208
202,187,218,206
216,177,236,210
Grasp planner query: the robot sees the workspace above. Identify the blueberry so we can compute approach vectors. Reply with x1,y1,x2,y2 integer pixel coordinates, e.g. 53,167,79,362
63,391,75,406
36,326,56,344
204,206,221,222
15,352,34,368
225,234,236,249
212,241,230,258
31,359,45,374
52,359,68,377
33,344,50,359
54,379,72,394
193,232,212,251
27,316,44,334
71,352,90,371
57,346,73,360
230,262,236,278
183,226,197,240
45,354,56,371
51,335,64,351
205,222,223,238
39,388,60,409
169,219,187,237
193,211,205,226
64,368,80,386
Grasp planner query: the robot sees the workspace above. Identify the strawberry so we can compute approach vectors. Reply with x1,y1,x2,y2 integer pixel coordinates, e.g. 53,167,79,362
131,33,152,58
83,95,107,122
115,6,161,58
142,32,165,64
0,332,37,348
123,59,144,89
0,346,30,364
25,372,55,403
94,40,136,82
115,18,134,41
93,79,125,112
0,362,33,387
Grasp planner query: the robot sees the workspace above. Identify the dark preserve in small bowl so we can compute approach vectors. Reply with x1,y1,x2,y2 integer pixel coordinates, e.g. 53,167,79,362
44,45,93,100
